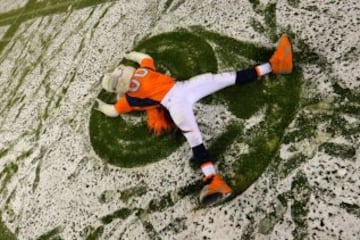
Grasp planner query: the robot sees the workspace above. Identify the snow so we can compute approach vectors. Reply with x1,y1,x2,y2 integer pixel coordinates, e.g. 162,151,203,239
0,0,359,239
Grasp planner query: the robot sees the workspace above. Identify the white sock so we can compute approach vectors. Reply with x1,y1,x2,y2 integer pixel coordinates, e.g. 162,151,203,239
201,162,216,177
255,63,272,76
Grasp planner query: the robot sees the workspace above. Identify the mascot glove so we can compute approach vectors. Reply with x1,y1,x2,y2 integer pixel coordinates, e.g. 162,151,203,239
94,98,105,111
94,99,119,117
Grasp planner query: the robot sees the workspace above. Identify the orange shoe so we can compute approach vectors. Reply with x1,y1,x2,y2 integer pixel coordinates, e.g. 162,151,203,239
270,34,293,74
199,174,232,206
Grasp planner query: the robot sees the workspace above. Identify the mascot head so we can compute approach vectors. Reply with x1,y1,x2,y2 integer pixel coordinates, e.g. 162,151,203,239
101,65,135,94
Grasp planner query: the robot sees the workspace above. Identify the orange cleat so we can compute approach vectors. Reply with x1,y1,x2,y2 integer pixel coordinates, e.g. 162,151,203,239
270,34,293,74
199,174,232,206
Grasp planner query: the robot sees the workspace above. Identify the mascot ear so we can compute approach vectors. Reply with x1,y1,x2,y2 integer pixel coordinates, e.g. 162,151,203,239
113,65,135,94
101,74,114,92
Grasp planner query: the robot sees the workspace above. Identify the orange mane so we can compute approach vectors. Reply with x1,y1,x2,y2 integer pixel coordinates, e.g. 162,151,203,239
146,107,175,135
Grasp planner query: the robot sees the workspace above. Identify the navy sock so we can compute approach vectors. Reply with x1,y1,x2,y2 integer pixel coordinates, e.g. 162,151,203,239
192,144,211,166
235,68,258,84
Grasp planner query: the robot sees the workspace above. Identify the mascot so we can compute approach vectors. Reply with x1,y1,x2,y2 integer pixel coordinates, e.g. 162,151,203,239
95,34,293,206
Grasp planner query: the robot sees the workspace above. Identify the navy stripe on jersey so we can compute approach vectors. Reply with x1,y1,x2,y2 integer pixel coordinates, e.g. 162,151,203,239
125,94,160,107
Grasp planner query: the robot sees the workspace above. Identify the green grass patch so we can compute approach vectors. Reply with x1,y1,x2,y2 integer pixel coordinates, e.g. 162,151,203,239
0,213,16,240
135,30,218,79
148,193,174,212
287,0,300,8
340,202,360,218
275,153,307,179
163,0,175,13
248,0,261,13
100,208,132,224
264,2,277,41
257,194,288,235
84,226,104,240
320,142,356,159
290,171,311,240
0,162,18,193
35,227,63,240
90,109,184,167
119,186,147,203
142,221,160,240
0,148,9,159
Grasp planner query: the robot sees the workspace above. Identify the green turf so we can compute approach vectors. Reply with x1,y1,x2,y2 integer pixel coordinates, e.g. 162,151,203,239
100,208,132,224
0,214,16,240
35,226,63,240
84,226,104,240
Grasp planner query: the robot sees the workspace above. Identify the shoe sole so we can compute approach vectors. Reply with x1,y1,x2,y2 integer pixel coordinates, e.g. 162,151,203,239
200,192,233,207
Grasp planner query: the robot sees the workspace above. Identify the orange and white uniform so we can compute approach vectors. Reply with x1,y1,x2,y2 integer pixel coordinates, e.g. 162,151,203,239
113,54,240,148
114,58,175,113
98,34,292,203
160,71,237,147
104,52,267,164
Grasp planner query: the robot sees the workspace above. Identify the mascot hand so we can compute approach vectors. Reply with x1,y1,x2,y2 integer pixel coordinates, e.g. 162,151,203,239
94,99,119,117
94,98,105,112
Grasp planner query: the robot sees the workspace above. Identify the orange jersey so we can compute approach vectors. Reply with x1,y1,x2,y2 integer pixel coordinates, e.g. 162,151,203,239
115,58,175,113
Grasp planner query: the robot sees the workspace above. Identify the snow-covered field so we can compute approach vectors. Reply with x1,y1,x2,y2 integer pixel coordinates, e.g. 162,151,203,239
0,0,359,239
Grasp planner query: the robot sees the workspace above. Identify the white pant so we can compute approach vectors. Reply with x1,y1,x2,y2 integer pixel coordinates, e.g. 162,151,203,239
161,72,236,147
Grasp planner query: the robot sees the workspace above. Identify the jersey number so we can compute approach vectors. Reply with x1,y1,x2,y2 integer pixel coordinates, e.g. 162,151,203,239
129,69,149,92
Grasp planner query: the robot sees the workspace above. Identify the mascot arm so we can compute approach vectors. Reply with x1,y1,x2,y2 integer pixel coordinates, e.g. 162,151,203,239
124,51,152,64
95,99,120,117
